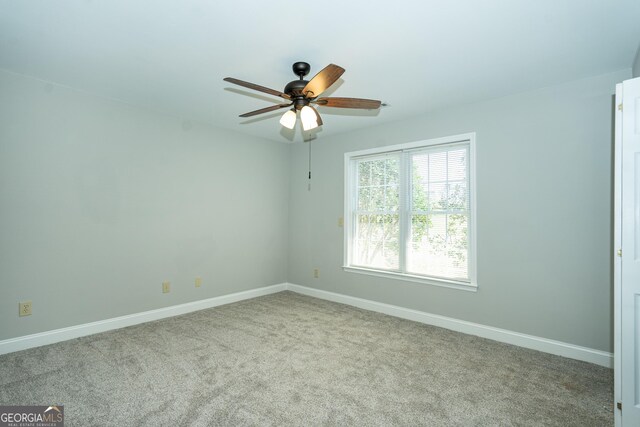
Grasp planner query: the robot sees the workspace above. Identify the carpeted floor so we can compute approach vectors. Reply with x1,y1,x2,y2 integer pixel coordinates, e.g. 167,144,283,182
0,291,612,426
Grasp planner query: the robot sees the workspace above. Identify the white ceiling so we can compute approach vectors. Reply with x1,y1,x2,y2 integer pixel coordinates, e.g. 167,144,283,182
1,1,639,142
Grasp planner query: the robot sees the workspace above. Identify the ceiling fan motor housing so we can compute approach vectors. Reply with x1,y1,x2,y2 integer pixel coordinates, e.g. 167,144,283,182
285,81,310,105
284,62,312,108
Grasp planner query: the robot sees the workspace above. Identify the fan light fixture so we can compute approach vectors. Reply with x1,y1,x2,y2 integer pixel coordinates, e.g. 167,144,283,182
279,106,319,131
279,109,297,129
300,106,318,131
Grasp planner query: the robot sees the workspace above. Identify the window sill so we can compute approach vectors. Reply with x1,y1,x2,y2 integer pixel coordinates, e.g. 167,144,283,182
343,266,478,292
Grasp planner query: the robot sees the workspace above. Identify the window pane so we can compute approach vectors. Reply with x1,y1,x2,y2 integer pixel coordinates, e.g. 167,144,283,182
371,186,385,211
385,185,399,212
408,214,468,280
353,155,401,270
386,158,399,185
429,182,447,211
357,187,370,211
448,148,467,180
429,151,447,182
447,182,467,211
447,213,469,279
354,214,400,270
356,157,399,213
412,154,428,212
358,161,371,186
371,160,386,186
413,180,429,211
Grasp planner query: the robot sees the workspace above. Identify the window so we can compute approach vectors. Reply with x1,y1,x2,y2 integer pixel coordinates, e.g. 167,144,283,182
344,133,476,290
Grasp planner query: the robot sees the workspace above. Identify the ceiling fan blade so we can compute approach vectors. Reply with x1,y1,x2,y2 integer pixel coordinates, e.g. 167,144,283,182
315,97,382,109
224,77,291,100
302,64,345,98
311,106,323,126
239,103,292,118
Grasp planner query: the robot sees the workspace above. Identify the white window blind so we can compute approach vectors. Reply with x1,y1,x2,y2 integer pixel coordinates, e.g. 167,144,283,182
345,134,476,289
407,145,469,281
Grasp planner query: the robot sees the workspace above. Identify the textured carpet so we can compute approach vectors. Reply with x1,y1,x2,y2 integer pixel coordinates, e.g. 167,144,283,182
0,291,612,426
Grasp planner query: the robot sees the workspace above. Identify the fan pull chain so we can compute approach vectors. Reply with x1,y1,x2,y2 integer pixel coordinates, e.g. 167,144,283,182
308,140,312,191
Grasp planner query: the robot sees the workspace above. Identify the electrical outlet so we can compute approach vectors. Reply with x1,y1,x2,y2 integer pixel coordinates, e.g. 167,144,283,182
195,277,202,288
162,281,170,293
313,268,319,278
19,301,32,317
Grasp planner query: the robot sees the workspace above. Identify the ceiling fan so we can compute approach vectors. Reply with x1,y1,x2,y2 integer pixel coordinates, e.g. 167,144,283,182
223,62,383,131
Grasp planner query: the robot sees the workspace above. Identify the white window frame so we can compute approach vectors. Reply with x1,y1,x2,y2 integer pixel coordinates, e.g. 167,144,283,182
343,133,477,291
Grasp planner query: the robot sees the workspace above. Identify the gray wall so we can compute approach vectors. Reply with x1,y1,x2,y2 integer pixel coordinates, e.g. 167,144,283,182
0,70,290,340
1,66,630,353
288,69,629,353
634,43,640,77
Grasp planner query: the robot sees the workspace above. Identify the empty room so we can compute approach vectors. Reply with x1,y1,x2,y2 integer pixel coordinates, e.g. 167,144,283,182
2,1,640,426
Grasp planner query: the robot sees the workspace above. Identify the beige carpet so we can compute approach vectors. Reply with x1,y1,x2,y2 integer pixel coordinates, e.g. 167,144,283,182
0,291,612,426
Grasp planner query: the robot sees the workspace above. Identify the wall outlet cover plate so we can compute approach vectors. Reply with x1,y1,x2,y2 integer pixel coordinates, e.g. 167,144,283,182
19,301,32,316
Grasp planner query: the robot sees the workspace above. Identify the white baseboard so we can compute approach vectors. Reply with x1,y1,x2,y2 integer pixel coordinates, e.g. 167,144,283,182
0,282,613,368
285,283,613,368
0,283,287,356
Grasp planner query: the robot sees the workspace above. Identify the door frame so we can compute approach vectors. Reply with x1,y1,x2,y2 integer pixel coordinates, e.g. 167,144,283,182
614,82,622,427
